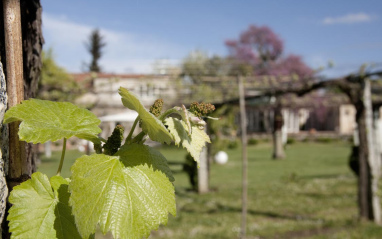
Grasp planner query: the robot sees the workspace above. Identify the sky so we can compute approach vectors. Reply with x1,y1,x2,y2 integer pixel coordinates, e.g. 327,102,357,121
41,0,382,77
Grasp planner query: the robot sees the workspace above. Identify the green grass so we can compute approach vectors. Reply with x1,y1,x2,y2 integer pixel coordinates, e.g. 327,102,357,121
37,142,382,239
38,149,84,178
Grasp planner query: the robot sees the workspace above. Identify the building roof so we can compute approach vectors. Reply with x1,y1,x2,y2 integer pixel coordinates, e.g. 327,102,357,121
71,73,168,83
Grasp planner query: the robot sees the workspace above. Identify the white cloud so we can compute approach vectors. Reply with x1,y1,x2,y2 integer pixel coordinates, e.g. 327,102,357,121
322,12,376,25
42,13,184,73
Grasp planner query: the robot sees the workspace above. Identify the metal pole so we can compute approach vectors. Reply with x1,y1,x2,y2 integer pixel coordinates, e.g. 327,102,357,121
238,75,248,239
3,0,26,188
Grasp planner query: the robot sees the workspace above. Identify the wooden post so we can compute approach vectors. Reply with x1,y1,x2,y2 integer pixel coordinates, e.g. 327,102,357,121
3,0,26,189
238,76,248,239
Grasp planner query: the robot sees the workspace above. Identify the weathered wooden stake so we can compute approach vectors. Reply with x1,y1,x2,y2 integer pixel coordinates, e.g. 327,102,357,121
238,76,248,239
3,0,26,189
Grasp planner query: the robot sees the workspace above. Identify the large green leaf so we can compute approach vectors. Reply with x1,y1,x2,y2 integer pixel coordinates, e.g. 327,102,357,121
8,172,81,239
116,144,175,182
3,99,101,144
118,87,173,144
165,117,210,166
69,144,176,239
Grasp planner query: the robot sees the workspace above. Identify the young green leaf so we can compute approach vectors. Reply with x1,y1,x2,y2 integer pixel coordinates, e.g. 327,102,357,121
165,117,211,166
116,144,175,182
3,99,101,144
118,87,173,144
8,172,81,239
69,144,176,239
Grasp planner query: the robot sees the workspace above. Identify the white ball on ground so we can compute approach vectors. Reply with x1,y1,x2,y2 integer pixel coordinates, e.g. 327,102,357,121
214,151,228,165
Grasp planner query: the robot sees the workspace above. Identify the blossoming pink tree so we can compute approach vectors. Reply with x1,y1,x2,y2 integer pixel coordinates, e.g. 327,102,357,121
226,24,313,159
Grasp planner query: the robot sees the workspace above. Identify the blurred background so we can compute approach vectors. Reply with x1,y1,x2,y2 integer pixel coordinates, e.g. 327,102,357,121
12,0,382,238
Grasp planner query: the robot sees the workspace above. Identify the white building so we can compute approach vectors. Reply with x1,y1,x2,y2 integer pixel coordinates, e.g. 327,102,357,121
73,73,179,139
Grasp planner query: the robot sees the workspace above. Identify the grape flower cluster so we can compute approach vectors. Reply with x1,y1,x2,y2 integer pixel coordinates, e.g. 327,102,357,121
189,102,215,118
149,99,164,117
103,124,124,155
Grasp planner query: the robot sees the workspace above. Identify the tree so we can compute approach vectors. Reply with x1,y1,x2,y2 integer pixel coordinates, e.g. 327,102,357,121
0,0,43,237
182,51,209,84
85,28,106,72
181,50,236,103
226,25,283,70
38,49,81,102
182,51,229,83
332,74,381,223
247,68,382,223
226,25,313,78
226,25,313,159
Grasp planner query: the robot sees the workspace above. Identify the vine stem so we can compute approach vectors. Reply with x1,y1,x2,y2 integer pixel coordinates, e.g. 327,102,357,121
125,116,140,144
131,131,146,144
56,138,67,176
159,108,181,121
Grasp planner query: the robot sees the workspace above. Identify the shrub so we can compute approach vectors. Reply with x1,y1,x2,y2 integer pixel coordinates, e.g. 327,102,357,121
248,138,259,145
286,138,296,145
316,137,333,143
228,139,239,149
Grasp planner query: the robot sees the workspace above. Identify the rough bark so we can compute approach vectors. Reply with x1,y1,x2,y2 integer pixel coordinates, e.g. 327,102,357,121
0,63,8,238
0,0,43,237
0,0,42,177
356,103,374,220
19,0,43,174
363,78,381,223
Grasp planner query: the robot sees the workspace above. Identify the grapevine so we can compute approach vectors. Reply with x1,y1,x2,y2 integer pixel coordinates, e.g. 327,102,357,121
3,87,214,239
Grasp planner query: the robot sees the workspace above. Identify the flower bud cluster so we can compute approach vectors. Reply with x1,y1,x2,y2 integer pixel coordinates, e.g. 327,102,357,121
103,125,124,155
189,102,215,118
149,99,164,117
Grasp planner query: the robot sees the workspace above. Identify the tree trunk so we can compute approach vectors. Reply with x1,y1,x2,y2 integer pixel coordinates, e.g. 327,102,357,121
363,78,381,223
373,118,382,224
20,0,43,99
19,0,43,174
273,105,285,159
357,105,374,220
0,0,43,237
0,62,8,238
197,145,209,194
0,0,42,176
44,141,51,158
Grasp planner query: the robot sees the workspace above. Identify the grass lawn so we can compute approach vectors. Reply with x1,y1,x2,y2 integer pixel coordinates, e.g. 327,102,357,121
38,141,382,239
